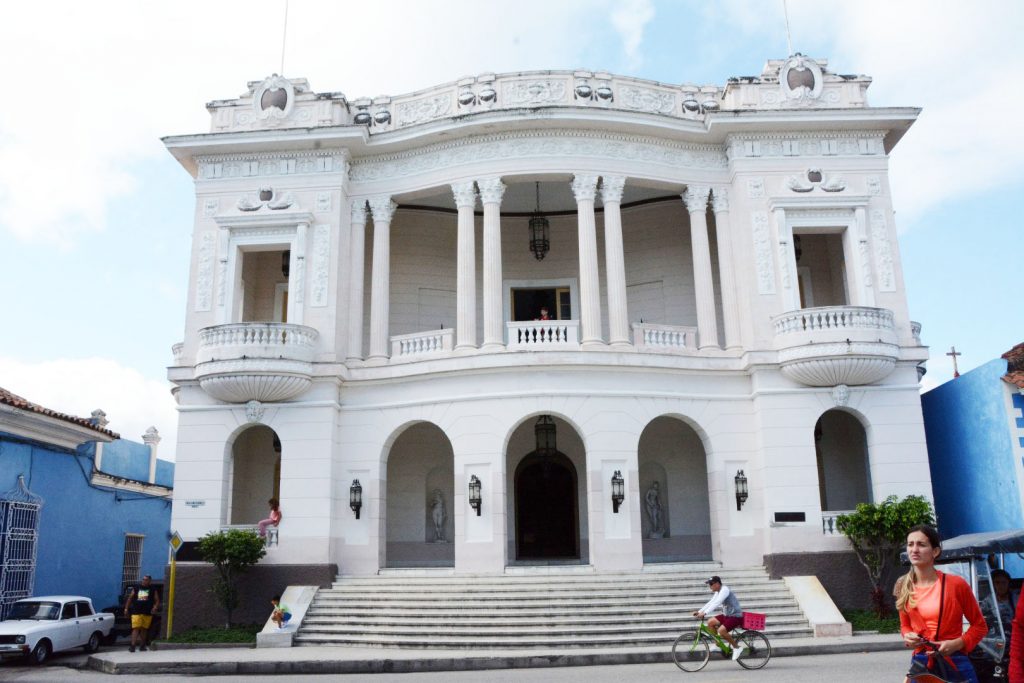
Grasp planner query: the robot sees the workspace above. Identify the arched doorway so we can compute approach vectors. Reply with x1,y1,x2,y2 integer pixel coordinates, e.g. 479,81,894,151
638,416,711,562
506,415,588,563
227,425,280,524
384,422,454,568
514,453,579,559
815,410,871,516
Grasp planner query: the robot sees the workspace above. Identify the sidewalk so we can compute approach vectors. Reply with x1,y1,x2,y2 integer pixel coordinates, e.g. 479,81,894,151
87,633,904,676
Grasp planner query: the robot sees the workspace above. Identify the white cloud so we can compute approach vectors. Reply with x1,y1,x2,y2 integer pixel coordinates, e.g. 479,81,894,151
611,0,655,70
0,357,178,462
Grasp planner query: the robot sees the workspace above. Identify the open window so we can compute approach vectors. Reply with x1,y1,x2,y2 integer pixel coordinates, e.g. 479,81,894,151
510,287,571,321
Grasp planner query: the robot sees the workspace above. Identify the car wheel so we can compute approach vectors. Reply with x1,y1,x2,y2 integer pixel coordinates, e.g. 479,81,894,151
83,631,102,653
29,639,50,665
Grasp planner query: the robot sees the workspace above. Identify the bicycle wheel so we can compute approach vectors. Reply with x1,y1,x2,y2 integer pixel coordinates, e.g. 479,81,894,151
672,631,711,672
735,630,772,670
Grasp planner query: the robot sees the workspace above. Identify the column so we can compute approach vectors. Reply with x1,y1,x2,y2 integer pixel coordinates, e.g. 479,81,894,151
346,200,367,361
478,177,506,349
601,175,630,346
368,196,397,360
683,185,719,349
711,188,741,349
452,181,478,350
572,174,603,346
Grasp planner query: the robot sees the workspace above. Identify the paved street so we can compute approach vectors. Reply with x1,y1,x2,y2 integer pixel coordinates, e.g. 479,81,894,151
1,649,909,681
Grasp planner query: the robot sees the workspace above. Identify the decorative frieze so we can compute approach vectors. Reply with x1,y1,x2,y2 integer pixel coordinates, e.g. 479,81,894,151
197,152,347,180
751,212,776,294
870,209,896,291
311,224,330,307
503,79,566,106
619,85,674,114
725,132,884,160
195,232,215,311
396,94,452,126
350,132,727,184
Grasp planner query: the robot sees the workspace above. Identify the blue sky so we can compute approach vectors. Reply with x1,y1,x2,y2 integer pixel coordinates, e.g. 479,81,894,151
1,0,1021,460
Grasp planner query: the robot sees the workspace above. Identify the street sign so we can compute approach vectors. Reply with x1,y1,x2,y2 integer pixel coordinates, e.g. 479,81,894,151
169,530,184,556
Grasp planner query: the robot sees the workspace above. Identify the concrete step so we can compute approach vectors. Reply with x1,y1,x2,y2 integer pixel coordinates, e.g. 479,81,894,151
304,603,804,619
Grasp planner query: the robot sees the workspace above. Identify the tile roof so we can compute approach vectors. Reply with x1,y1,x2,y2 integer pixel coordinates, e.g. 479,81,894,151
0,386,119,439
1001,342,1024,389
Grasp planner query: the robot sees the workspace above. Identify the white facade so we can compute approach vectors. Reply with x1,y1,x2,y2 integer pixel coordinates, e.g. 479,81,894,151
165,56,931,575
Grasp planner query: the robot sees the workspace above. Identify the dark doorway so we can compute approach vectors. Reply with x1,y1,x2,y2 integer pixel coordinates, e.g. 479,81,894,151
514,452,579,559
511,287,571,321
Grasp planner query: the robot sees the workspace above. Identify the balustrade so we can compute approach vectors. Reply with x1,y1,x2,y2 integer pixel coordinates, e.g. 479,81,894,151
773,306,894,336
506,320,580,348
821,511,854,536
391,329,455,358
631,323,698,352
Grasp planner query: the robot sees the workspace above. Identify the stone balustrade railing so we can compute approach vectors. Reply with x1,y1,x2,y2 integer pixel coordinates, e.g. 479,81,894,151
507,320,580,348
199,322,319,350
391,329,455,358
773,306,895,337
821,510,854,536
631,323,698,352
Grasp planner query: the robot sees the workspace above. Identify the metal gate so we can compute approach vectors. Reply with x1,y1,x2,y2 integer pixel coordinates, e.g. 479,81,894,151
0,476,44,620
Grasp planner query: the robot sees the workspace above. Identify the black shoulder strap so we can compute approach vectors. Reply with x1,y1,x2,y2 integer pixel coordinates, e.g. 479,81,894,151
934,572,946,639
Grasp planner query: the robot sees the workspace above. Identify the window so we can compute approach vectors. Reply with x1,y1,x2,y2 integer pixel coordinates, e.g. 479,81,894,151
76,601,93,616
120,534,144,594
61,602,76,619
511,287,571,321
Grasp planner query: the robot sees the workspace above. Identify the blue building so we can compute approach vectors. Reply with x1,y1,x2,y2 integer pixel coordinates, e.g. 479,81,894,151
0,387,173,617
921,343,1024,574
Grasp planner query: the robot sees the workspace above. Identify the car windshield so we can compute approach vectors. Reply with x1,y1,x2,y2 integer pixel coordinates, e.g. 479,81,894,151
6,601,60,620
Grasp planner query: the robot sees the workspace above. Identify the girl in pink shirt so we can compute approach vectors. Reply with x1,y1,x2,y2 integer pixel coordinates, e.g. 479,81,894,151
258,497,282,538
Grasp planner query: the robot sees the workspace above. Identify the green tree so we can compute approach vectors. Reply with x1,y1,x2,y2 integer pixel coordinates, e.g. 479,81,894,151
197,529,267,627
835,495,935,618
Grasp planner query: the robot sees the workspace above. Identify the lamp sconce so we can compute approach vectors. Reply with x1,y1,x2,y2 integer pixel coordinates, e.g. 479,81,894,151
468,475,482,516
735,470,749,511
349,479,362,519
611,470,625,513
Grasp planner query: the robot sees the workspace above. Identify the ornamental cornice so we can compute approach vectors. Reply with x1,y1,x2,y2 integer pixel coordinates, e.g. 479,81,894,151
197,149,350,180
725,131,886,160
349,130,727,184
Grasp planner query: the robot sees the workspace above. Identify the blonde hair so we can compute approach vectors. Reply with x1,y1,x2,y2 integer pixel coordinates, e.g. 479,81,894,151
896,524,942,613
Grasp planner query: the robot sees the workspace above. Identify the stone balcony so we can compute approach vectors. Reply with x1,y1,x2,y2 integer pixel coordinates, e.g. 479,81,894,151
195,323,319,403
772,306,899,387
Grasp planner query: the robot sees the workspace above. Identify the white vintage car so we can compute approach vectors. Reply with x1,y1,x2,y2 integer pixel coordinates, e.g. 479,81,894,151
0,596,115,665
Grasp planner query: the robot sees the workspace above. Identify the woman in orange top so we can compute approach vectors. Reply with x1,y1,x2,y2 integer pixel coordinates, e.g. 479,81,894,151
897,524,987,682
1009,593,1024,683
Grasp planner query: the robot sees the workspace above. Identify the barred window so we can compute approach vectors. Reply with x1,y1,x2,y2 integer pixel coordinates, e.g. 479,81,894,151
120,534,144,594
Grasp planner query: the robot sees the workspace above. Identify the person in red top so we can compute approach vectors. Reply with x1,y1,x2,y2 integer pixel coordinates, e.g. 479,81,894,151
897,524,987,682
1009,594,1024,682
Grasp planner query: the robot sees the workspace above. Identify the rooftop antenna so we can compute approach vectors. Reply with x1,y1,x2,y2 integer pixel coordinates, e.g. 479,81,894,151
782,0,794,56
279,0,290,75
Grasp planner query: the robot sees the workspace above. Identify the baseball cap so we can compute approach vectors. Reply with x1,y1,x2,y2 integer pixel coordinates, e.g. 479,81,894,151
705,575,722,585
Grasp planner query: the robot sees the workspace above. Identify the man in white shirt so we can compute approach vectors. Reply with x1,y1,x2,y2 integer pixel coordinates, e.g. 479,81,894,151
693,575,744,661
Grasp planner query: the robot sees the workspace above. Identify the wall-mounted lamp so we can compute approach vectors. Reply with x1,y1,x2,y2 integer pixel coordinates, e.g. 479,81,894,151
735,470,749,511
349,479,362,519
611,470,625,513
468,475,482,516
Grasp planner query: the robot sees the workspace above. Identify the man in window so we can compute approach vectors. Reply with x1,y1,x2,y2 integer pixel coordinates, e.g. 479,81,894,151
123,575,161,652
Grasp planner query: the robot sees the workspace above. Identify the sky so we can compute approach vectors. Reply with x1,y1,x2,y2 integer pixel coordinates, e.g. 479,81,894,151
0,0,1021,462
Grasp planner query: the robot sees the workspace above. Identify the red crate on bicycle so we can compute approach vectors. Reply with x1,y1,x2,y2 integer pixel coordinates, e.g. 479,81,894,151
742,612,766,630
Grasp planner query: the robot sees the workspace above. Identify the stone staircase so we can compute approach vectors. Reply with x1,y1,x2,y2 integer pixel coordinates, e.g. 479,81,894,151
294,563,815,649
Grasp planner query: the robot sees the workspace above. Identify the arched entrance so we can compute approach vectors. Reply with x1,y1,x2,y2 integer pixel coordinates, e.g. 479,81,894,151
227,425,280,524
384,422,454,568
506,415,588,563
514,453,579,559
815,409,871,516
638,416,711,563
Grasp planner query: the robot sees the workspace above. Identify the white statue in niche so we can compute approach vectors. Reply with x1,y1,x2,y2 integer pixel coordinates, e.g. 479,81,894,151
645,481,665,539
430,489,448,543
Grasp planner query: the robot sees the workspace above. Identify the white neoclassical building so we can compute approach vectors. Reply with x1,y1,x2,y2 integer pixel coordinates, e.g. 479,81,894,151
165,55,931,582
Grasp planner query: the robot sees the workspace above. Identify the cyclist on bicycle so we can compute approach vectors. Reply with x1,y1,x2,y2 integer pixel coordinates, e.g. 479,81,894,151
693,575,744,661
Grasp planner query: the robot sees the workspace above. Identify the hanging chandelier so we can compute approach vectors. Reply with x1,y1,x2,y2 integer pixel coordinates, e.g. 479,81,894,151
529,182,550,261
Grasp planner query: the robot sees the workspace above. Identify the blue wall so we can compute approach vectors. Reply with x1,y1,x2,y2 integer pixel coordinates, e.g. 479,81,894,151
922,359,1024,575
96,439,151,482
0,434,172,610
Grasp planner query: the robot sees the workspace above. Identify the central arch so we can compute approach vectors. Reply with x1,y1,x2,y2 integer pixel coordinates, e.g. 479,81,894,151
514,452,579,559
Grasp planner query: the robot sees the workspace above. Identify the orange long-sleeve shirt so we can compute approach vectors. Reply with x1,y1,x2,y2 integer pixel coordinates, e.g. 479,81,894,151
898,570,988,655
1009,592,1024,683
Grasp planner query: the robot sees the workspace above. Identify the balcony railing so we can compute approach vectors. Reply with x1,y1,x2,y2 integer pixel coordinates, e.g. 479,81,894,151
507,320,579,349
391,329,454,358
821,510,854,536
631,323,698,352
198,323,319,356
773,306,894,336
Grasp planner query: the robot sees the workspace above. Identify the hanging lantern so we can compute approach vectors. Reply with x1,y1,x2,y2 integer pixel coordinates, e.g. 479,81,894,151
529,181,550,261
534,415,556,455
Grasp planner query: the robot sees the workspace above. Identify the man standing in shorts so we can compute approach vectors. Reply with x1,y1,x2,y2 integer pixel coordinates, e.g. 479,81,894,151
123,575,161,652
693,575,744,661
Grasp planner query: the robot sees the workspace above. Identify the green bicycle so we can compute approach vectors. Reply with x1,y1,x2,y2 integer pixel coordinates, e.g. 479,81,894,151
671,615,772,672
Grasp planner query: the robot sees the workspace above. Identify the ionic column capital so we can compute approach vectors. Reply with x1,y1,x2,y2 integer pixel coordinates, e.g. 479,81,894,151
451,181,478,209
711,187,730,213
600,175,626,204
572,174,600,202
682,185,711,213
477,177,506,205
350,199,368,223
368,196,397,223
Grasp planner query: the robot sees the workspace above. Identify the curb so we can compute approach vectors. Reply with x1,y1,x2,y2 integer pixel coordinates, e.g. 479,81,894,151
151,642,256,650
88,638,905,676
